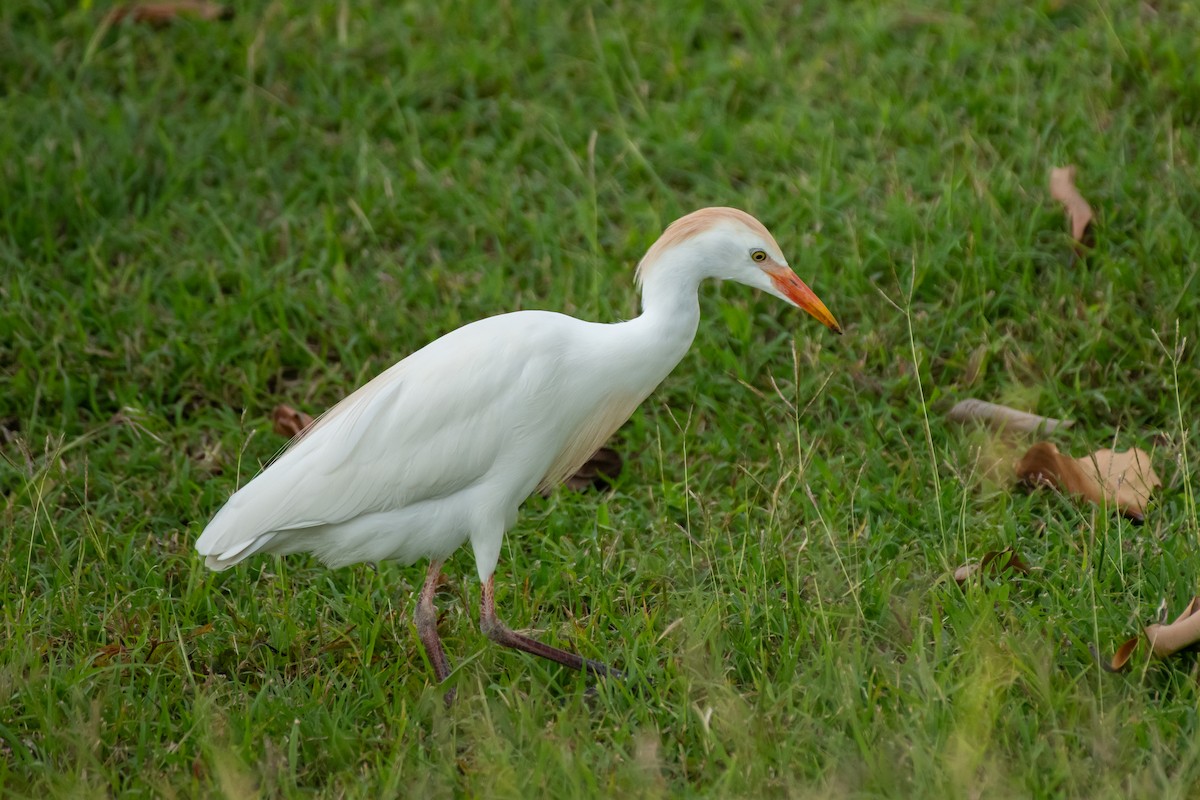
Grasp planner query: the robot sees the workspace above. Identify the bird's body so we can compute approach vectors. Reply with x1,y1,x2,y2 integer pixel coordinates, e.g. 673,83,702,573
197,207,841,692
200,309,689,576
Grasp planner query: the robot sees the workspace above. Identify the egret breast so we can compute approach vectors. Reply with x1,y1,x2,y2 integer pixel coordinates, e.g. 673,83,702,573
535,391,647,493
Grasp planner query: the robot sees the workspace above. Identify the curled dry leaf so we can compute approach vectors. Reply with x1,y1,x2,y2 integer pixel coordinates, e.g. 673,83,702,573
1145,596,1200,658
948,398,1073,435
546,447,623,496
1097,636,1140,673
1049,166,1095,250
108,1,233,25
953,547,1032,585
1016,442,1160,522
271,404,314,439
1100,598,1200,673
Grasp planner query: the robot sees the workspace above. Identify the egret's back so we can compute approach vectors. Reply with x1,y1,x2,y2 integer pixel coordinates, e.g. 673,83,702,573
195,310,645,571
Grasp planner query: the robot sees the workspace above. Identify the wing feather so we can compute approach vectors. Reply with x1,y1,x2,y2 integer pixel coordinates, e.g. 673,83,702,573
197,309,660,570
197,313,564,564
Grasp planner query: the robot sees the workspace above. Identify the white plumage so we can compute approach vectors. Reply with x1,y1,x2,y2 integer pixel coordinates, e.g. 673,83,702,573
196,207,841,690
199,311,658,575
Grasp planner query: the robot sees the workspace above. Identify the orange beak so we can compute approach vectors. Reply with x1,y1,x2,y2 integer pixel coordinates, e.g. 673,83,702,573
769,267,843,335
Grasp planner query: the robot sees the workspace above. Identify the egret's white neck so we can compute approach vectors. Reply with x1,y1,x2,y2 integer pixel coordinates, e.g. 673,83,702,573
618,245,712,376
638,248,706,320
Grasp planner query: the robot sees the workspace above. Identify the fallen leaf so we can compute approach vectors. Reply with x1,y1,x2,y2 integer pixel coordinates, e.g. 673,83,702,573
954,547,1032,585
544,447,623,496
1096,636,1140,673
948,398,1073,434
563,446,623,492
1049,165,1095,251
108,1,233,25
1016,442,1160,522
1099,598,1200,672
1145,596,1200,658
271,404,314,439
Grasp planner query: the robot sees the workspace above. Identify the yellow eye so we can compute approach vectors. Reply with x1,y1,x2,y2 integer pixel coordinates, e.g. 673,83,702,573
751,249,767,263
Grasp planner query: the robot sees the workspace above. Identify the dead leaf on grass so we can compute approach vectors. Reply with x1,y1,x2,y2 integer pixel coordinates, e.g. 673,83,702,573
948,398,1073,435
1049,166,1095,251
1145,596,1200,658
1016,442,1161,522
1097,636,1140,673
108,1,233,25
545,447,624,495
271,404,314,439
1099,598,1200,672
953,547,1032,585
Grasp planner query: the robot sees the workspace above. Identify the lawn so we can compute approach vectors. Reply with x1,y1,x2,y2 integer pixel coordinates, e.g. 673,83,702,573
2,1,1199,796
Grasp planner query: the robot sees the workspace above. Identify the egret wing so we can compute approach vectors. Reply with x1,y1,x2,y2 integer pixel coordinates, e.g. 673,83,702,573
196,314,562,566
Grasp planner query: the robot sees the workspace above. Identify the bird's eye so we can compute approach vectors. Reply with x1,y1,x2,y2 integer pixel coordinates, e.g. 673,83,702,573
751,249,768,263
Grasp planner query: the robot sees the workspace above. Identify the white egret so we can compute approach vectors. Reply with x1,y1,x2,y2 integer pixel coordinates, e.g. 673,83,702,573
196,207,841,690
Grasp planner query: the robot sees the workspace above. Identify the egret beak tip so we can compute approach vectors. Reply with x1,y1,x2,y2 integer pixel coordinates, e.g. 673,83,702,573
769,268,842,335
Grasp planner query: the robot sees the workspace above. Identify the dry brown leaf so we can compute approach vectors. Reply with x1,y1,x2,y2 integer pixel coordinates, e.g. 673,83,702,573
108,1,233,25
1145,596,1200,658
1016,442,1160,522
953,547,1032,585
556,446,623,494
948,398,1073,435
1049,166,1095,250
271,404,314,439
1098,636,1140,673
1100,598,1200,672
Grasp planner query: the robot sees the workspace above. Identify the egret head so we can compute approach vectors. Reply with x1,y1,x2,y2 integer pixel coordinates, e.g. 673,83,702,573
637,207,842,334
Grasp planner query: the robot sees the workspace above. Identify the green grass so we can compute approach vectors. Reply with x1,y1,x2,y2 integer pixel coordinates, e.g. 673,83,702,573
2,0,1199,796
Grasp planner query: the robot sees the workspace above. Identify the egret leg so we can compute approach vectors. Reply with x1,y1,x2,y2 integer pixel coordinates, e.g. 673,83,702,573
479,574,621,679
414,560,455,703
